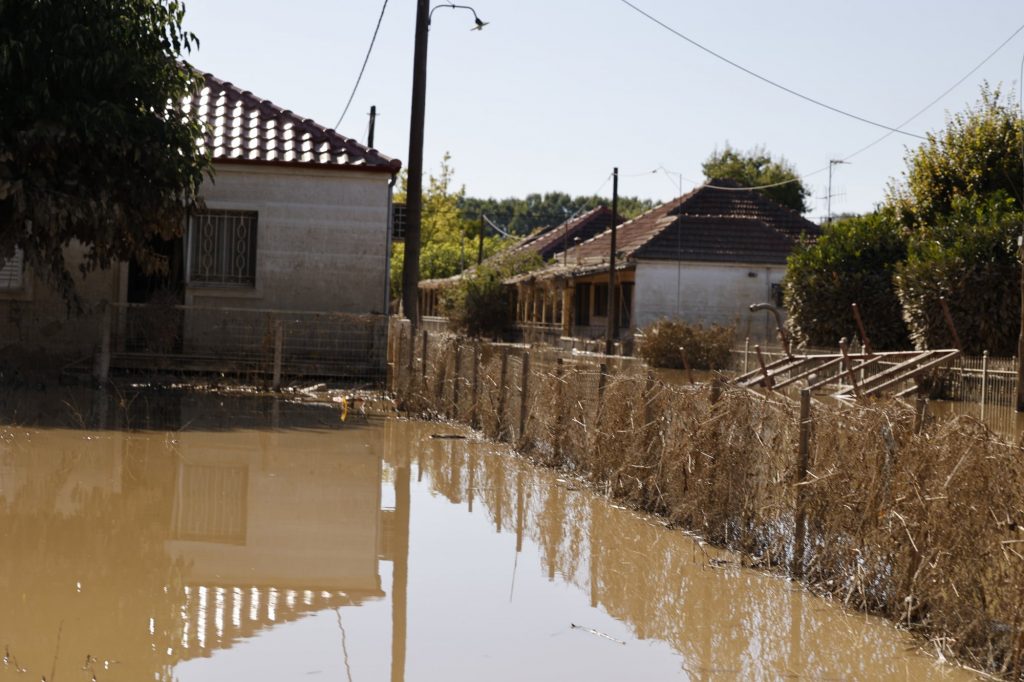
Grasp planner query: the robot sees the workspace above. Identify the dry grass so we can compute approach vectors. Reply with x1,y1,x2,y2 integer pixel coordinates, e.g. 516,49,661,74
394,330,1024,678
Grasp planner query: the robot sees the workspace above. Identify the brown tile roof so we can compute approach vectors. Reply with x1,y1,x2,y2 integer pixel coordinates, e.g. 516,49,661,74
512,206,620,261
568,179,819,265
186,72,401,173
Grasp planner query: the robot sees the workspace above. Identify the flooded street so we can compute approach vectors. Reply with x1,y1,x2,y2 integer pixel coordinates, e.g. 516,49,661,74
0,392,976,681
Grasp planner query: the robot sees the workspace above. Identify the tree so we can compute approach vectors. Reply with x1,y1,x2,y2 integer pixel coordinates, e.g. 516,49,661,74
886,84,1023,230
785,213,910,350
390,154,510,300
440,249,544,338
702,144,810,213
459,193,654,236
0,0,210,305
895,194,1022,355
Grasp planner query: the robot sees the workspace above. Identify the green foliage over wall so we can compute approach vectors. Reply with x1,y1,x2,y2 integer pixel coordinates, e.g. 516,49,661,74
0,0,211,305
895,195,1023,355
785,213,910,350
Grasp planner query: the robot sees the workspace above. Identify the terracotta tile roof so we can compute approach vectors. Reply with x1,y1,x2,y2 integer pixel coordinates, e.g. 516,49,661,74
633,216,795,264
512,206,620,261
186,72,401,173
568,179,819,265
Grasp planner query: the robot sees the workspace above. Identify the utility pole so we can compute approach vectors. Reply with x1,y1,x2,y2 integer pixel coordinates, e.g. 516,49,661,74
400,0,430,328
605,167,619,355
367,105,377,148
826,159,849,225
1017,234,1024,411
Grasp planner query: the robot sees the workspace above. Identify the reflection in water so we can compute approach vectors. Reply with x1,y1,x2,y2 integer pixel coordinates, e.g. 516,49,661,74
0,392,973,681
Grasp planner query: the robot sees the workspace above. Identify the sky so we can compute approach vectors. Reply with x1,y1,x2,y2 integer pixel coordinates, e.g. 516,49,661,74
183,0,1024,222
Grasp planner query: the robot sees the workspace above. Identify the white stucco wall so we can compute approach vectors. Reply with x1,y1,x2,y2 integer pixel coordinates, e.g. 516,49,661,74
187,163,393,314
633,260,786,343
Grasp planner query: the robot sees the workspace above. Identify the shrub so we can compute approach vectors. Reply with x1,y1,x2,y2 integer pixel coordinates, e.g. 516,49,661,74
441,249,544,338
895,194,1022,354
784,212,910,350
636,319,733,370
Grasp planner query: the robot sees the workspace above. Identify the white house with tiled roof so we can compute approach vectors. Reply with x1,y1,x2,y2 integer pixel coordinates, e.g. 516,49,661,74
508,180,820,345
0,71,402,379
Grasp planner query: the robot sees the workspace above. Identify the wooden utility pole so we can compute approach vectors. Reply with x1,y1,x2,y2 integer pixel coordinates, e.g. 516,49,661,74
604,167,619,355
400,0,430,329
1017,235,1024,411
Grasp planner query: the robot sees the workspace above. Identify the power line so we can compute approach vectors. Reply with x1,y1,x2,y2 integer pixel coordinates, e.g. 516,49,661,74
334,0,390,130
840,20,1024,164
616,0,926,139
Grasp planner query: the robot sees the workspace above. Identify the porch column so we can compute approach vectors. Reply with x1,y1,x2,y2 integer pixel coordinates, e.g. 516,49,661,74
561,284,573,337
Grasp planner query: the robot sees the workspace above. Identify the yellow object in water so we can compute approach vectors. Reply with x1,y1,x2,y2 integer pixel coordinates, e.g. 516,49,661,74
339,398,349,422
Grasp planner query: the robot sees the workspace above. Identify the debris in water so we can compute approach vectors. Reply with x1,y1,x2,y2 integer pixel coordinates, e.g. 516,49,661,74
569,623,626,645
430,434,467,440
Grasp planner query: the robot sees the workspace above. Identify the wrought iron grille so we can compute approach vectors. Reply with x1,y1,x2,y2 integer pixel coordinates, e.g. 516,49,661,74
0,248,24,290
189,210,258,286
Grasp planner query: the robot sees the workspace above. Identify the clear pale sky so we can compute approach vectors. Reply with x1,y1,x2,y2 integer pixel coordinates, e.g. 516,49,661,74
184,0,1024,221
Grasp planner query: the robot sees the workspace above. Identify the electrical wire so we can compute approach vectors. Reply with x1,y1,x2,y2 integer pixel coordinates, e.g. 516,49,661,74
617,0,926,139
840,20,1024,164
334,0,390,130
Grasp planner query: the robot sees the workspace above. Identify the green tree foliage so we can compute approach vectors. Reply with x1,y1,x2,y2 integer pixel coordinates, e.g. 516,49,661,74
440,249,544,338
0,0,211,303
784,213,910,350
702,143,810,213
884,85,1024,353
895,194,1023,355
390,154,510,300
460,192,654,236
887,84,1023,229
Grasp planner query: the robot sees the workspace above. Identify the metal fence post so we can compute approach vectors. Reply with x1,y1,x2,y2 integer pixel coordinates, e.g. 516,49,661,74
95,302,112,384
272,320,284,391
554,358,565,459
421,329,429,381
450,342,461,419
792,387,812,577
497,348,509,439
518,350,531,442
470,342,480,428
981,350,989,421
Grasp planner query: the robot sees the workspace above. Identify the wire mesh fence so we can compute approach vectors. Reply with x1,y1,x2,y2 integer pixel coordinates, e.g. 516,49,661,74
108,303,388,387
392,327,1024,676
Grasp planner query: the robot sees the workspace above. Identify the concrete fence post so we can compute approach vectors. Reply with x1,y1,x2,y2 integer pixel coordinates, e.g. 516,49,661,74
792,387,812,577
272,320,284,391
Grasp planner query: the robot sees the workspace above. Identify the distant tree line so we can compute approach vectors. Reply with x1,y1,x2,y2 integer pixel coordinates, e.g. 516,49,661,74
459,192,654,236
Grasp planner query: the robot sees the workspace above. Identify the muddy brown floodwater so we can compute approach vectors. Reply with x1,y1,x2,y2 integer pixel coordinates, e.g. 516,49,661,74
0,391,979,681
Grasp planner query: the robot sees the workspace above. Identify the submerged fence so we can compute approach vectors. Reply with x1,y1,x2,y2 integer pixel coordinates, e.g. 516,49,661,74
101,303,388,387
391,323,1024,678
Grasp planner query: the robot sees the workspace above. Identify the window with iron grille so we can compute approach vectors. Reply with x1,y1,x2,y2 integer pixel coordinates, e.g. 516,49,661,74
188,210,258,286
0,248,24,291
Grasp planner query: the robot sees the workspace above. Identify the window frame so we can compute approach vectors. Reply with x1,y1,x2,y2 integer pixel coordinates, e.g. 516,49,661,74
186,209,259,288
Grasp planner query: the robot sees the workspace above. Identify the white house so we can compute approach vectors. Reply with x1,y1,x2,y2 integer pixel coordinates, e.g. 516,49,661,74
509,180,820,344
0,71,402,380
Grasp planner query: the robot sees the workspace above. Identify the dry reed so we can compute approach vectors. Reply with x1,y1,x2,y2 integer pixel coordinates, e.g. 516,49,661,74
393,329,1024,677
